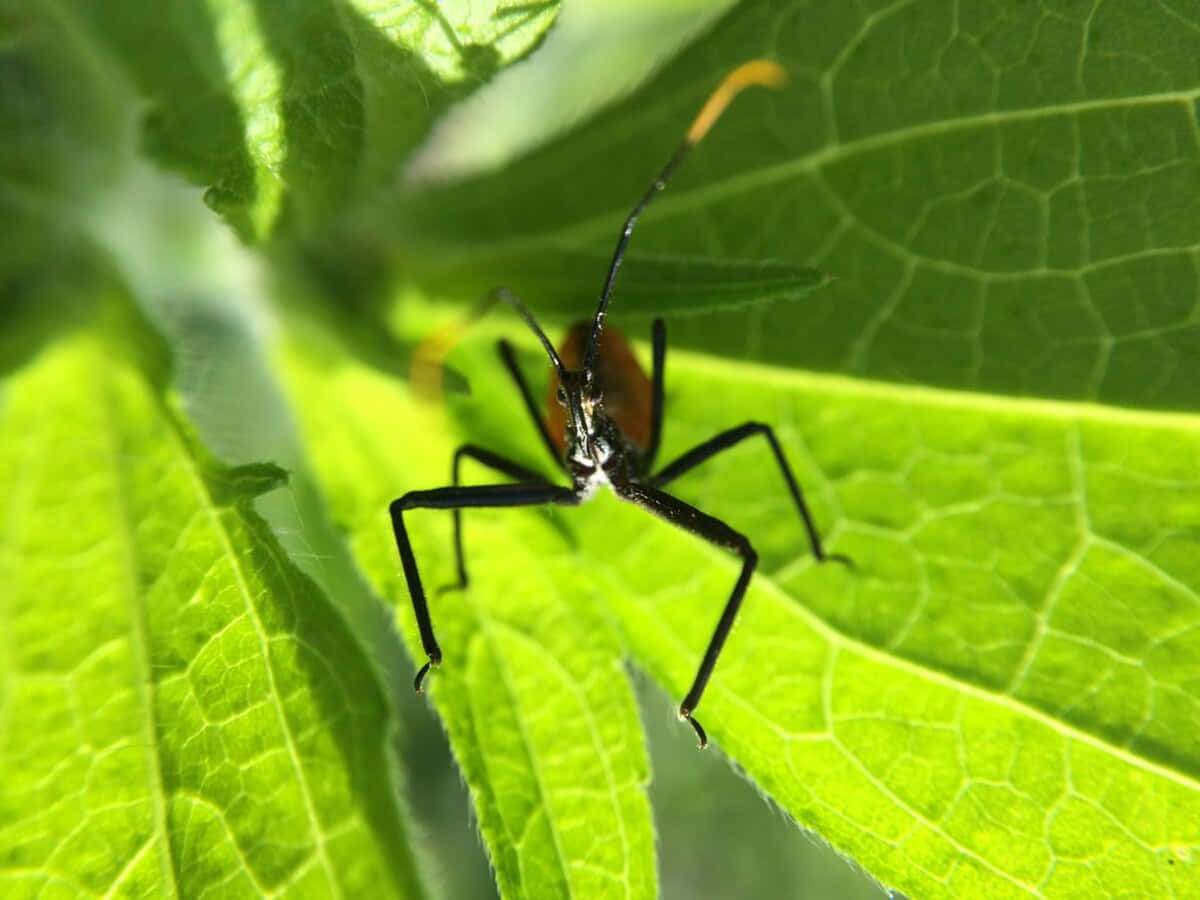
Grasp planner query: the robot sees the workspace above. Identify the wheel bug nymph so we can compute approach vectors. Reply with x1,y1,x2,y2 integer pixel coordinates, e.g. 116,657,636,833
392,60,852,749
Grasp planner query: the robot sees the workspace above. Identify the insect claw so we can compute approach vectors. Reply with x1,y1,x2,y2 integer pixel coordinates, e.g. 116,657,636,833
414,660,434,693
825,552,857,572
679,705,709,750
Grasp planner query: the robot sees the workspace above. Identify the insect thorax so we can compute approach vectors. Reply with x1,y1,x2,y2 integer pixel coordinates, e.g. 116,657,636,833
566,407,642,496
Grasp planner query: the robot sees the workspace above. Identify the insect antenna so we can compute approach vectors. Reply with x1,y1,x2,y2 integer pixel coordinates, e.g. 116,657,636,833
482,286,568,379
582,59,787,374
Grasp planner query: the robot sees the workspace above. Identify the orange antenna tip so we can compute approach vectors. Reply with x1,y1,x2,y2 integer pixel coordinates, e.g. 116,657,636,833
411,323,462,403
685,59,787,144
410,293,496,401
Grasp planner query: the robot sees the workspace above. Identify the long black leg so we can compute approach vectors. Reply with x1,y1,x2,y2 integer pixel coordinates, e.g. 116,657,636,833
390,482,579,691
448,444,553,590
497,339,561,468
650,422,851,567
612,479,757,749
643,319,667,470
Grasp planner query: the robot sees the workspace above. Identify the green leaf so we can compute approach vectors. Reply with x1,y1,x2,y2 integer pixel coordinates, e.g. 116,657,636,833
51,0,558,239
0,9,128,297
575,353,1200,897
270,2,1200,891
282,313,1199,897
278,334,658,899
0,298,424,897
9,0,1199,895
397,0,1200,411
406,0,739,182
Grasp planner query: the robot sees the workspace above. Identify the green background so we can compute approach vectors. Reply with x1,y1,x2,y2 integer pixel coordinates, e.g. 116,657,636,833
2,1,1198,897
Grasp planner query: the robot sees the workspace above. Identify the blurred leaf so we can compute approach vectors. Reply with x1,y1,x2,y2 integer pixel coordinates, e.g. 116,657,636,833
0,7,127,303
0,294,425,898
406,0,737,182
398,0,1200,410
52,0,558,240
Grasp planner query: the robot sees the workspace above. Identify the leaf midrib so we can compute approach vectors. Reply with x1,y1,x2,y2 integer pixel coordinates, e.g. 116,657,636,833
169,407,344,898
462,598,575,896
418,86,1200,267
100,365,181,900
667,347,1200,427
486,328,1200,428
504,530,639,893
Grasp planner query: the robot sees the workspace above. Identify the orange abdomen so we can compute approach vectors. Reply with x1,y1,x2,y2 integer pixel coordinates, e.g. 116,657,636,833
546,323,652,458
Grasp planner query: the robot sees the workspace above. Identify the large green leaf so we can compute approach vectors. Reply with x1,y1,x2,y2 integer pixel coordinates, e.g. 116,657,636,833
49,0,557,240
581,351,1200,896
0,295,424,897
281,309,1198,897
397,0,1200,411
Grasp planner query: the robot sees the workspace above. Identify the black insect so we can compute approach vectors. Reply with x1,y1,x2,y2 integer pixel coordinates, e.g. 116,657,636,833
391,60,851,749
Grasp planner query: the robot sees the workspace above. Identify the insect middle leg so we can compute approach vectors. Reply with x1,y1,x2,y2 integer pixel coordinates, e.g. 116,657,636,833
448,444,554,590
612,479,757,749
644,318,667,469
497,339,562,468
390,482,580,691
649,422,852,567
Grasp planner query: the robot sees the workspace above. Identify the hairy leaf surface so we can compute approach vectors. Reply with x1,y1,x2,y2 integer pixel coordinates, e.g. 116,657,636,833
283,321,1199,897
0,303,422,898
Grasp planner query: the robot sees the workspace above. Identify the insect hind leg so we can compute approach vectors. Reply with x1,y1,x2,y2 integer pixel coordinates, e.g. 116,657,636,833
611,479,758,749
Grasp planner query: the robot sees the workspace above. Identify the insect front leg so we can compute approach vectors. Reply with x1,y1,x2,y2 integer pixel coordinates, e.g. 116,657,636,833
390,482,579,691
612,479,758,749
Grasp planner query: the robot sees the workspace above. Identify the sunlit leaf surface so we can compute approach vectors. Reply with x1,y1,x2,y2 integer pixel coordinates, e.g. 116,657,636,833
0,305,422,898
281,317,1199,897
4,0,1198,896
